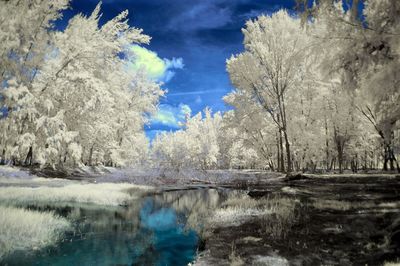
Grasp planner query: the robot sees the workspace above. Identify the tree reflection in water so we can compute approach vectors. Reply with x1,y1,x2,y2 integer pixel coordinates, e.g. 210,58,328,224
2,188,227,266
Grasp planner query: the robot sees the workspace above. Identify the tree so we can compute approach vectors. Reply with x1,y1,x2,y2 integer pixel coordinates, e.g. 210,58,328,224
0,2,163,168
151,109,222,170
226,10,310,172
223,93,277,170
307,0,400,171
0,0,70,166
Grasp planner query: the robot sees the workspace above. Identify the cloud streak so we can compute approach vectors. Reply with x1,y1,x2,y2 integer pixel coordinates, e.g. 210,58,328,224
167,3,233,32
167,89,227,96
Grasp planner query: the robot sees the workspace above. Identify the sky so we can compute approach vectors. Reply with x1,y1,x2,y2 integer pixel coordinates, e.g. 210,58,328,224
57,0,296,139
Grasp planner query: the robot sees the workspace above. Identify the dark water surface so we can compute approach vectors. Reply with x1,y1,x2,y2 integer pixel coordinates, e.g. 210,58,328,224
3,188,226,266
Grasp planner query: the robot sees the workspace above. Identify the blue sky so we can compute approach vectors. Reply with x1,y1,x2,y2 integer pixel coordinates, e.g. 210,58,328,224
57,0,296,139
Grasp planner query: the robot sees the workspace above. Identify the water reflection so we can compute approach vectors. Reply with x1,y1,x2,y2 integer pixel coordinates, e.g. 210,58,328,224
2,188,227,266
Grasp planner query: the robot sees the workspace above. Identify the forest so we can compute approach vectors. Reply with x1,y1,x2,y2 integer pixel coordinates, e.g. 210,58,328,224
1,1,400,265
153,2,400,173
0,0,399,175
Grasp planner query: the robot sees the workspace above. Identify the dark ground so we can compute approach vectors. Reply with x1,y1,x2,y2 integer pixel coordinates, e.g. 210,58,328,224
195,174,400,265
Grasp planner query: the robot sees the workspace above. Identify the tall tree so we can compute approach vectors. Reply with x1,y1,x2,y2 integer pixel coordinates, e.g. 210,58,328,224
308,0,400,171
227,10,309,172
0,2,163,168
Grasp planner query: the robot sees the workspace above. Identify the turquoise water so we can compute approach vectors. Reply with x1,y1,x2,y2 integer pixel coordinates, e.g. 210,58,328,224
3,189,223,266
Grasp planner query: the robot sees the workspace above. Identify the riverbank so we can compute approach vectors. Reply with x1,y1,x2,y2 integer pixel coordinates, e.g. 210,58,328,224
192,173,400,265
1,165,399,265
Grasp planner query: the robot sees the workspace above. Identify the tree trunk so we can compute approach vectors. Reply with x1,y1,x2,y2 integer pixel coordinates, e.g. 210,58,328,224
280,93,291,173
324,116,330,171
334,128,346,174
268,160,275,171
88,145,94,166
337,150,344,174
24,146,33,166
279,129,285,172
1,149,5,165
276,136,280,172
330,158,335,171
389,147,399,172
383,144,389,171
363,150,367,170
283,129,292,173
389,147,395,171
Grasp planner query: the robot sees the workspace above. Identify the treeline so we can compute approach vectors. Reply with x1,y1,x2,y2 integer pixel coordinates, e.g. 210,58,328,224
0,1,162,168
152,1,400,173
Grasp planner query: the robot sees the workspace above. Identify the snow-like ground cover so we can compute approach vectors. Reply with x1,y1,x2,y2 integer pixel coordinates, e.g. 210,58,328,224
93,167,285,185
0,206,70,260
0,166,154,207
0,166,155,261
0,165,34,179
212,207,273,227
0,183,152,207
304,171,400,179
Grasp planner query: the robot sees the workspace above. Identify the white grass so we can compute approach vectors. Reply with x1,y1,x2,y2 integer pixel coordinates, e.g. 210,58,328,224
208,193,297,239
212,207,272,227
312,199,352,211
251,255,289,266
0,165,33,179
209,193,267,227
384,262,400,266
0,183,153,207
312,199,400,212
0,206,70,260
209,193,296,228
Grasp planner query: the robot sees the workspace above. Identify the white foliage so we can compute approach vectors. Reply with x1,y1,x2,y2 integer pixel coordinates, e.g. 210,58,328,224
152,108,222,170
0,2,162,168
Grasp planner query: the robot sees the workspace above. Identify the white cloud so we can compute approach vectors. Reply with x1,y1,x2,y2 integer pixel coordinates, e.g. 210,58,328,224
163,71,176,83
195,96,202,104
164,57,184,69
128,45,184,83
151,103,191,128
167,2,233,31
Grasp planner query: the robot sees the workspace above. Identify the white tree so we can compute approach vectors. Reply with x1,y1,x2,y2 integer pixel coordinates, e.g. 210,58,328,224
308,0,400,171
226,10,311,172
151,109,222,170
0,2,163,169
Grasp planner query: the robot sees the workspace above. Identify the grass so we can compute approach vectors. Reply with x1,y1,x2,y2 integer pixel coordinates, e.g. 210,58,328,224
209,192,297,239
229,242,245,266
212,207,272,227
0,183,153,207
251,255,289,266
0,206,70,260
209,192,271,227
258,195,297,239
384,262,400,266
312,199,352,211
312,199,400,214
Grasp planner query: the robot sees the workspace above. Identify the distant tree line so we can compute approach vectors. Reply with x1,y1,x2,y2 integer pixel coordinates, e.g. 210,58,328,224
152,1,400,173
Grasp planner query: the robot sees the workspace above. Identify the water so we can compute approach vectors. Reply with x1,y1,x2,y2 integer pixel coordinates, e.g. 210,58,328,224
2,188,225,266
